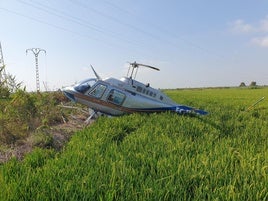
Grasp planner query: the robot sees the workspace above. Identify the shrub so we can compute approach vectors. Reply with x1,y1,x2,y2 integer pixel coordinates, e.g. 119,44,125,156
33,92,65,126
1,89,37,144
0,85,10,98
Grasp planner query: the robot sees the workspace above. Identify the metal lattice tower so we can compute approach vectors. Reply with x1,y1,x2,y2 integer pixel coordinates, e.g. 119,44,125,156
26,48,46,92
0,42,7,84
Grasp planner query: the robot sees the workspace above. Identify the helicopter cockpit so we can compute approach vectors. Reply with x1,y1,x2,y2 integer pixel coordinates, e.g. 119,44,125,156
74,78,97,94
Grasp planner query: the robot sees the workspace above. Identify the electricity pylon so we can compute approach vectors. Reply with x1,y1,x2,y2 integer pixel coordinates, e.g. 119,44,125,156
26,48,46,92
0,42,7,84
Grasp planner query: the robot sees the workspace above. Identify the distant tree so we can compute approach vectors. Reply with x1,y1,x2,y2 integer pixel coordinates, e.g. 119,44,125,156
249,81,257,87
239,82,246,87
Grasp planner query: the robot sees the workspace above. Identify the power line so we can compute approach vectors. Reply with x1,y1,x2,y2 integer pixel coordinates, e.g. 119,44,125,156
0,7,87,38
17,0,145,48
69,0,167,44
2,1,224,60
0,6,116,47
17,0,107,35
101,0,225,59
0,5,156,58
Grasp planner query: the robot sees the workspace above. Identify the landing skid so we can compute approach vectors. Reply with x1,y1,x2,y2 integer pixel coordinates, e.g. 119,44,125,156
84,109,108,124
85,109,98,124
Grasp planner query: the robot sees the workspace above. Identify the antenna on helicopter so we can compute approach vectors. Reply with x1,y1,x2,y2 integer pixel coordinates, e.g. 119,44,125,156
127,61,160,79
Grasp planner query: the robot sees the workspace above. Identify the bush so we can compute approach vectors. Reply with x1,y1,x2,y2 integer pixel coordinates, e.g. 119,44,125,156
29,131,53,148
0,85,10,98
0,73,70,146
0,88,71,146
0,89,37,144
33,92,65,126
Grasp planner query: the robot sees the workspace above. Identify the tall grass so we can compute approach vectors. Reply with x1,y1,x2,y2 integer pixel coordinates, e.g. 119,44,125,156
0,87,267,200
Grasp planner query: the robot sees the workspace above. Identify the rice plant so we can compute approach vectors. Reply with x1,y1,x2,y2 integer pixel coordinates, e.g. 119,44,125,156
0,87,267,200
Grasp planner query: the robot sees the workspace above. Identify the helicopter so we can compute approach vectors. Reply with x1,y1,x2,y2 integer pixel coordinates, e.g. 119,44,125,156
62,62,208,121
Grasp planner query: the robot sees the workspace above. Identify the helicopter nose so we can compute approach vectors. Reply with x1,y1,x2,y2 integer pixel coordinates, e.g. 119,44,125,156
62,87,76,102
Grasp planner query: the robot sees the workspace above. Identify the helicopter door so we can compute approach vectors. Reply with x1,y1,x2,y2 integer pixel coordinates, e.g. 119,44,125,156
89,84,107,98
107,89,126,105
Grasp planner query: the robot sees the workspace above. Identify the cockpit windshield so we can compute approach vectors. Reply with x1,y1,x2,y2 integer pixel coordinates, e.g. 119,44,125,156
74,78,97,93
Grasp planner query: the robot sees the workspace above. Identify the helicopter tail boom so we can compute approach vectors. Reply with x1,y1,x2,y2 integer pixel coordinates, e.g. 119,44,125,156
174,105,208,115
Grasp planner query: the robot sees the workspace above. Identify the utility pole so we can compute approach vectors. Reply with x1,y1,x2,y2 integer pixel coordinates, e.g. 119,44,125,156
26,48,46,92
0,42,7,84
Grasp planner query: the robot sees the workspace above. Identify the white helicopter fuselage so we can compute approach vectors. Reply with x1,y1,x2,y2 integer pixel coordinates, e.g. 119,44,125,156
63,63,208,116
63,76,177,116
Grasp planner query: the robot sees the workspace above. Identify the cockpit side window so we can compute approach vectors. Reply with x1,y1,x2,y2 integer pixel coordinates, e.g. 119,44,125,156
107,89,126,105
74,79,96,94
89,84,107,98
74,83,90,93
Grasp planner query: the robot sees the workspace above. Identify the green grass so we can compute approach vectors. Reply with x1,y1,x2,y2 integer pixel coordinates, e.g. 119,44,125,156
0,87,267,200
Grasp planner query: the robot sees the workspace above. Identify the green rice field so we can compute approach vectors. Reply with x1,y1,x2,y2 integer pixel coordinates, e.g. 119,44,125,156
0,87,267,200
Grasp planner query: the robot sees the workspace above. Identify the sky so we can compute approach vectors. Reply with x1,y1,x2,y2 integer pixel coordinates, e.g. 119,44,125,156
0,0,268,91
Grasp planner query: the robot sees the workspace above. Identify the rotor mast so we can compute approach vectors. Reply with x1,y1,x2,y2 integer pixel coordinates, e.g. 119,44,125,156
127,61,160,79
26,48,46,92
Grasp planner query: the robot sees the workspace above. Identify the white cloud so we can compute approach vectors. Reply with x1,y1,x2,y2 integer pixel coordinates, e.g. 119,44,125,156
260,16,268,32
251,36,268,47
230,16,268,34
230,19,255,33
230,16,268,48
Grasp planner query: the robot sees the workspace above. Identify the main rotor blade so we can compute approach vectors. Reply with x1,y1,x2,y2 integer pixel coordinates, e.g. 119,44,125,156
139,63,160,71
90,65,101,80
129,62,160,71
